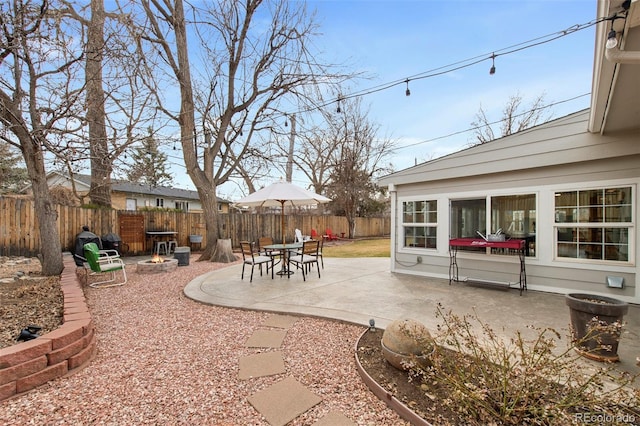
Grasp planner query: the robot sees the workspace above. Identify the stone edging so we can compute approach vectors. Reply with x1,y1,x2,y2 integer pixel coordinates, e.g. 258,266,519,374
0,255,95,401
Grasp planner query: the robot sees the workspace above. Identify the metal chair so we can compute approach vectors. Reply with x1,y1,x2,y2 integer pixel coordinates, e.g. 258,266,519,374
240,241,274,282
167,239,178,253
83,242,127,288
258,237,281,269
288,240,320,281
315,237,324,269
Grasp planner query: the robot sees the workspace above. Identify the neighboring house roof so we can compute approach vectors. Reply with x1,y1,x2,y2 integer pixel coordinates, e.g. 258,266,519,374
45,172,230,204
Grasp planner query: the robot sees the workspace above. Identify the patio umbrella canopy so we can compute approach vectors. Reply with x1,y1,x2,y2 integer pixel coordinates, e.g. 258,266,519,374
235,180,331,245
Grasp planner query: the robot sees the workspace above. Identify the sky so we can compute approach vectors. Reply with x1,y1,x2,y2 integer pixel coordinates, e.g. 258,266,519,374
170,0,599,198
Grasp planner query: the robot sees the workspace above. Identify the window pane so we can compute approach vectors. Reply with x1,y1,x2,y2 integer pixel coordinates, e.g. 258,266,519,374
555,191,576,207
403,200,437,224
557,227,575,242
579,228,601,243
605,228,628,261
579,189,602,207
450,199,485,239
555,208,573,223
402,202,414,223
404,226,436,248
491,194,536,257
558,242,577,258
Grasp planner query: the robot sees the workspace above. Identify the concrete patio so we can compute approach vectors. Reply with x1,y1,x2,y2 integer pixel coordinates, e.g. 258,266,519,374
183,257,640,374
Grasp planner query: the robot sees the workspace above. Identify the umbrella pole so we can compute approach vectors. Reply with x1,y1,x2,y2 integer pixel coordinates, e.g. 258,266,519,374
280,200,285,245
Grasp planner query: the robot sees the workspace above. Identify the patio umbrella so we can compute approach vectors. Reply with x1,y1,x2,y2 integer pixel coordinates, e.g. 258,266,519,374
235,179,331,246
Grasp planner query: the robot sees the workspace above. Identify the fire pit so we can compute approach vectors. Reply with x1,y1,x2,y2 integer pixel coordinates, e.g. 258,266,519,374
136,254,179,274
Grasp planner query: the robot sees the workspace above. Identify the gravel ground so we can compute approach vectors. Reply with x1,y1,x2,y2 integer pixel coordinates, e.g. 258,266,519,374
0,256,407,425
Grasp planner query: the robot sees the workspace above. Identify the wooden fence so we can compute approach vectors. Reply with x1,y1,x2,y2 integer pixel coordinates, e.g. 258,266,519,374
0,196,390,257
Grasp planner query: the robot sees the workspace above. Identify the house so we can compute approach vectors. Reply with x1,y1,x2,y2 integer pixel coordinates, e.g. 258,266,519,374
39,172,230,213
378,0,640,304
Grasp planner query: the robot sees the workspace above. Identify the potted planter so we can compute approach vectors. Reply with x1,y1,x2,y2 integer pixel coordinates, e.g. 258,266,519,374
565,293,629,362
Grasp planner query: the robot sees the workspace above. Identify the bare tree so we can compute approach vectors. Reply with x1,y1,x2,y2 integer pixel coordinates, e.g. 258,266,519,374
470,93,550,145
283,117,336,196
127,0,346,262
323,98,395,238
0,0,86,274
58,1,162,205
84,0,111,206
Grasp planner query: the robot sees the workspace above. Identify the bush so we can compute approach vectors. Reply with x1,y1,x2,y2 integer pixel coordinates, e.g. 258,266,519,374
411,303,639,425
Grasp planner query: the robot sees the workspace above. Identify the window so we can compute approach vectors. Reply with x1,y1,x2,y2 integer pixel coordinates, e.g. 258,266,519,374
450,194,536,256
555,186,632,262
175,201,189,212
402,200,437,249
490,194,536,256
156,198,164,207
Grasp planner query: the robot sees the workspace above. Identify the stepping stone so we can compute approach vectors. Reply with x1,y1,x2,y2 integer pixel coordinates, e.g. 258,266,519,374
238,351,286,380
262,314,298,329
245,329,287,348
248,376,322,426
312,410,356,426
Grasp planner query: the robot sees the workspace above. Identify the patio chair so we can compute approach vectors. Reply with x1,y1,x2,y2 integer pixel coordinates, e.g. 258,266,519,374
83,242,127,288
287,239,320,281
310,229,319,240
258,237,281,268
295,228,305,243
315,237,324,269
240,241,274,282
324,228,338,241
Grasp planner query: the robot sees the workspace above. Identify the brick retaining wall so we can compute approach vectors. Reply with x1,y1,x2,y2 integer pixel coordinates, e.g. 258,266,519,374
0,255,95,401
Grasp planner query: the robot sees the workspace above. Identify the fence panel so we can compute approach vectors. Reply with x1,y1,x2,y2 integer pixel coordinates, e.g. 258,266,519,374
0,196,389,256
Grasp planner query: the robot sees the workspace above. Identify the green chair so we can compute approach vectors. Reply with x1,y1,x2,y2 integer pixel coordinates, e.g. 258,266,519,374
83,242,127,288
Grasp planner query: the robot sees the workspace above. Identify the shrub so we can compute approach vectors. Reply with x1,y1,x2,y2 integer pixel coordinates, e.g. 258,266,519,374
412,303,639,425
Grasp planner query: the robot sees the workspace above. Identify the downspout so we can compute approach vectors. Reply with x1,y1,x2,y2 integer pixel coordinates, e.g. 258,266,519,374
388,184,397,272
605,44,640,63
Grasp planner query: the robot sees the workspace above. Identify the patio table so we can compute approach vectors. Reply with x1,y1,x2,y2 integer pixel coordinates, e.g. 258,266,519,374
264,242,303,276
449,238,527,295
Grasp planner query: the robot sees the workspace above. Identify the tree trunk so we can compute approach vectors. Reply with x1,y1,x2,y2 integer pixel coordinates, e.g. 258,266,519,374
33,183,64,276
211,239,237,263
21,134,64,275
86,0,112,207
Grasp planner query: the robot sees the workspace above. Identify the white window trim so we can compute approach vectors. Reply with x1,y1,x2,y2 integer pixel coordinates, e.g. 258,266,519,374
398,199,438,251
552,184,635,266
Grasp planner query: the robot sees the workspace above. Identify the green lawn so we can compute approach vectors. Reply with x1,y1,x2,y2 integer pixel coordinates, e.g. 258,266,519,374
322,238,390,258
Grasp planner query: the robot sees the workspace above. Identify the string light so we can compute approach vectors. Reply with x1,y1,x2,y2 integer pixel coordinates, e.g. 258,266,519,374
269,15,610,121
606,29,618,49
405,79,411,96
336,96,342,113
489,53,496,75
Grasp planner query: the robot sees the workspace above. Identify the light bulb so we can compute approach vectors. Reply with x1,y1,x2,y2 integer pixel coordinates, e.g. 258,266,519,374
606,29,618,49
